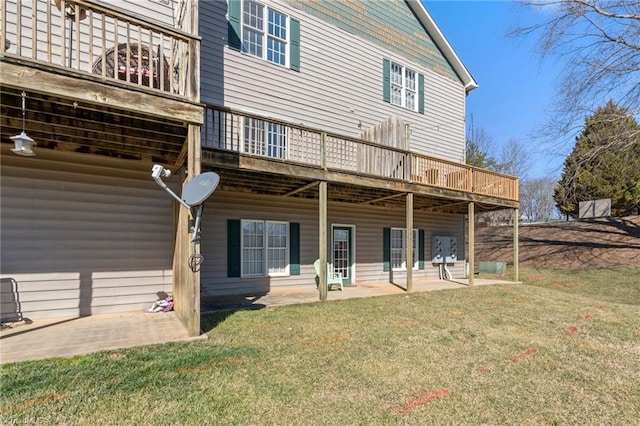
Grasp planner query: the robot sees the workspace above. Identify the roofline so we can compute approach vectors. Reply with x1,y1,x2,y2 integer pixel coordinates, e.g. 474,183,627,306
406,0,479,94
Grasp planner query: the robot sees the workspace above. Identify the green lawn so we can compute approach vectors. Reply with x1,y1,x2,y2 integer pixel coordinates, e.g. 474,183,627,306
2,268,639,425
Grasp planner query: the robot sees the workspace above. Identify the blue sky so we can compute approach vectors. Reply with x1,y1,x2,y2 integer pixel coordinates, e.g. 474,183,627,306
424,0,568,180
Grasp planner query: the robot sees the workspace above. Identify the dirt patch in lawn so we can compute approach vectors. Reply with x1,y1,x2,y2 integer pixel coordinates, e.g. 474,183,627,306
475,215,640,269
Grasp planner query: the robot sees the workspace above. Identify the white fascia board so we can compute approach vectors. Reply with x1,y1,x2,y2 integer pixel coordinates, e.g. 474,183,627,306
406,0,479,94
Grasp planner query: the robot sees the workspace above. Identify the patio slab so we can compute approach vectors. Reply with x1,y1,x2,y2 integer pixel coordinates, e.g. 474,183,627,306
201,277,518,312
1,278,517,364
0,311,201,364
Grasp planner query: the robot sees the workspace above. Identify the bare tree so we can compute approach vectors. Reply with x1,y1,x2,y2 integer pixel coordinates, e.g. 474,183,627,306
521,177,560,221
497,139,532,180
466,127,498,169
511,0,640,155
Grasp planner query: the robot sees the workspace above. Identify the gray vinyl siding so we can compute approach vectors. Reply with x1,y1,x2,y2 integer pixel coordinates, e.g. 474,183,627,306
199,0,467,163
200,191,465,297
0,153,175,320
199,0,227,107
99,0,179,27
282,0,459,82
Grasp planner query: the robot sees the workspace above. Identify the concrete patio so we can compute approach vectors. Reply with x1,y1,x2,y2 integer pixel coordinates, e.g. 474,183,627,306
1,278,517,364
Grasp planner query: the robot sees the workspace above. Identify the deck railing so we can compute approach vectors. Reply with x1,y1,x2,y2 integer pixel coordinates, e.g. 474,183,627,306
202,106,519,202
1,0,198,99
473,167,519,201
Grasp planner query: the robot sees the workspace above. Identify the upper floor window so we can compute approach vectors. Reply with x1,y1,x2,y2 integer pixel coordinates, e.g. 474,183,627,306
242,0,288,66
391,63,417,110
229,0,301,71
383,58,424,114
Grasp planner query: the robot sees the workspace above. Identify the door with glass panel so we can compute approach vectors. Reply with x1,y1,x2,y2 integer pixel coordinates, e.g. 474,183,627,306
332,226,353,285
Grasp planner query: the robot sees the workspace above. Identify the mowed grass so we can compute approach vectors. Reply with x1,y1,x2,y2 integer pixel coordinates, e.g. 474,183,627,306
1,268,639,425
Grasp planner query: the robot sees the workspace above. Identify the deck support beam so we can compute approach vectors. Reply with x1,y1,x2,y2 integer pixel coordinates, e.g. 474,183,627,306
284,181,319,197
173,124,201,336
406,192,414,292
318,181,328,301
360,192,405,205
513,208,519,282
468,202,475,286
1,61,204,124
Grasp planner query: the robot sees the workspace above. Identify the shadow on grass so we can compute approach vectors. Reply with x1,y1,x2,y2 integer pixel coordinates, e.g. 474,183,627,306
200,295,267,334
521,268,640,306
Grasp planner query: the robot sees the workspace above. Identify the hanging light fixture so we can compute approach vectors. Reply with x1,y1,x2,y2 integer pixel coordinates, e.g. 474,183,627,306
11,91,36,157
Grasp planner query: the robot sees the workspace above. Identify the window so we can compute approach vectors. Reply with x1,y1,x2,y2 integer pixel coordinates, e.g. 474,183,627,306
241,220,289,277
242,220,264,276
241,0,288,66
229,0,300,71
243,117,287,159
390,62,417,111
390,228,418,271
383,58,424,113
266,222,288,274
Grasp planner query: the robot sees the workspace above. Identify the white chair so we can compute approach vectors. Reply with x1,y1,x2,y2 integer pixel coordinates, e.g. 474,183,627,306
313,259,344,291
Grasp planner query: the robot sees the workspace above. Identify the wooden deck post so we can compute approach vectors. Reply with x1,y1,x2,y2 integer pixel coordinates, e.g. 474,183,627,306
513,208,519,282
320,133,327,170
406,192,413,292
173,123,201,337
319,180,328,301
468,202,475,286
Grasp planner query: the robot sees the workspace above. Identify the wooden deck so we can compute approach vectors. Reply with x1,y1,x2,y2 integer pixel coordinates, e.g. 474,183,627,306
2,0,199,100
202,106,519,203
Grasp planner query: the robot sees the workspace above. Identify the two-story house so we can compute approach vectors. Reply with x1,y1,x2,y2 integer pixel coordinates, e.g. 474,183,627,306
1,0,519,336
196,0,519,306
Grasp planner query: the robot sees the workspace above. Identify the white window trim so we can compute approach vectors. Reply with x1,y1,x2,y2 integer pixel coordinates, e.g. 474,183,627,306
266,220,290,277
331,223,357,283
241,0,290,68
390,61,418,112
240,117,289,160
390,228,418,271
241,219,290,278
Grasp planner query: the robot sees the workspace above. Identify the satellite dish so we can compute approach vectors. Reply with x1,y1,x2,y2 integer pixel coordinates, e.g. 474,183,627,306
151,166,220,272
182,172,220,207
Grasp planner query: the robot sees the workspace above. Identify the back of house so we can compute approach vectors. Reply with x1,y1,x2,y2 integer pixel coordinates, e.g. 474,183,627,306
1,0,518,326
196,0,507,299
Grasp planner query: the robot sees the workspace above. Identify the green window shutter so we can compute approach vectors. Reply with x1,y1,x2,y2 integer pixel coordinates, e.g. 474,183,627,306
290,222,300,275
228,0,241,51
290,18,301,72
382,58,391,103
383,227,390,271
227,219,241,277
418,73,425,114
418,229,425,270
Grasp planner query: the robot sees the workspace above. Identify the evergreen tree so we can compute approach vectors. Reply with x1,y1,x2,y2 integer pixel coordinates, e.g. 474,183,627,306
554,101,640,218
465,138,497,170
